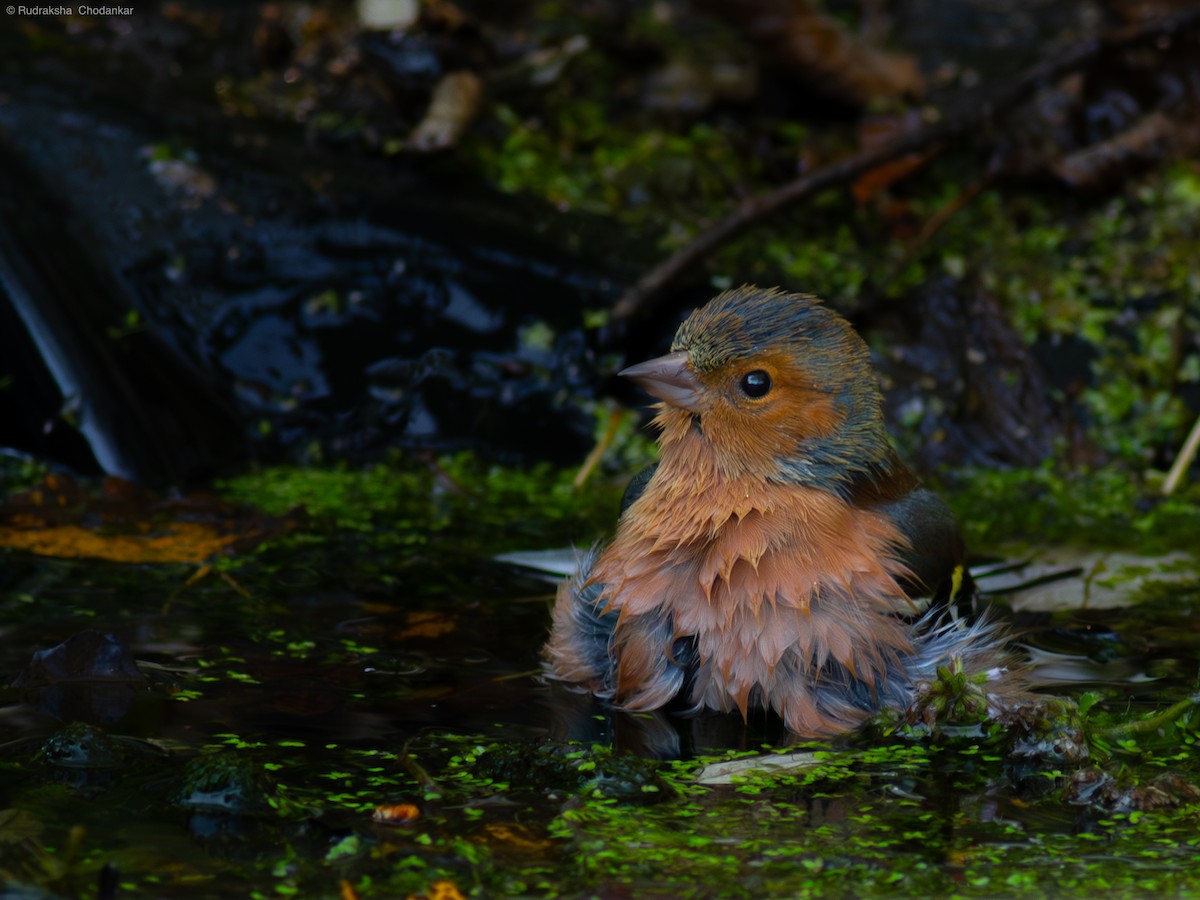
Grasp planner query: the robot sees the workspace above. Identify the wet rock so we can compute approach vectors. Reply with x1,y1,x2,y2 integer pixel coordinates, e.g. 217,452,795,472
981,548,1197,613
879,280,1064,469
468,739,673,804
36,722,128,769
13,631,145,725
13,631,143,687
1067,766,1200,812
0,15,626,483
173,753,278,815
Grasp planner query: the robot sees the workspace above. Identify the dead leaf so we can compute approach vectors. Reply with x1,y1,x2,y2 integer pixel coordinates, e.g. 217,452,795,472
0,808,44,844
372,803,421,824
0,474,300,564
407,880,466,900
851,112,937,204
408,71,483,152
694,0,923,106
694,751,827,785
357,0,420,32
478,822,554,855
395,610,458,640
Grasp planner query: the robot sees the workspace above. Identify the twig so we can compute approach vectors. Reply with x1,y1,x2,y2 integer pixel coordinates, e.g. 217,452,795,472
909,169,997,250
399,738,443,798
1163,411,1200,496
420,451,477,498
610,11,1200,326
572,406,627,489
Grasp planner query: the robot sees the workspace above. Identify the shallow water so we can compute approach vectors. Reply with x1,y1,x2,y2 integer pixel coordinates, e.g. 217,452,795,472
2,511,1200,898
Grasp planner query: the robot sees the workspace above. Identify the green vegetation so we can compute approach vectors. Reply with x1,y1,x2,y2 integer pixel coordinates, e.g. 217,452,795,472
214,448,636,565
943,463,1200,552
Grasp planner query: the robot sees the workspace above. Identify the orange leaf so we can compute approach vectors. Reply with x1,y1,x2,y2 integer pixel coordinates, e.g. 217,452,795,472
0,475,299,564
407,880,467,900
372,803,421,825
478,822,554,855
395,610,458,640
0,522,237,564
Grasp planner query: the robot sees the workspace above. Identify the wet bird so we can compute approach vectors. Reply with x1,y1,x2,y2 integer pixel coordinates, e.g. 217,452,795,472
544,286,1011,737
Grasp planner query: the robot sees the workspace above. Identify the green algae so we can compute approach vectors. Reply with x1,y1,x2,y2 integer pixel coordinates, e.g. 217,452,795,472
379,729,1200,899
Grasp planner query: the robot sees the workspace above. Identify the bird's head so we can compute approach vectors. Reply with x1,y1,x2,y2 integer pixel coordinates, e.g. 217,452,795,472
620,286,896,492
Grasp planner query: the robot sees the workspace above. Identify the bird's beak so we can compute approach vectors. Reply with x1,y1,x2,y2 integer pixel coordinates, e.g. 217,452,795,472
619,350,702,412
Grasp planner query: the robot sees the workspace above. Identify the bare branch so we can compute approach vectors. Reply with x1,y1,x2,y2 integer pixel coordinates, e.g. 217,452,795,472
611,11,1200,327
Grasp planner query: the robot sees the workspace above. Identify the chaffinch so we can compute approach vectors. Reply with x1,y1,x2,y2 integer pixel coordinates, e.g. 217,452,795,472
544,286,1008,737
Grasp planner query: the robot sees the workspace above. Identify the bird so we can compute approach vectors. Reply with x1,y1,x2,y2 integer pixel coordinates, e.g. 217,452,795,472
543,285,1012,738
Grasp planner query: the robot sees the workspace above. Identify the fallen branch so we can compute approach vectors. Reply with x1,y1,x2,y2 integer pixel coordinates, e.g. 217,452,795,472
610,10,1200,327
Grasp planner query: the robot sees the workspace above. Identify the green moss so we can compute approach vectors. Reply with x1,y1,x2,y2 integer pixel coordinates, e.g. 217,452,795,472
913,166,1200,467
0,455,49,496
467,105,764,246
942,463,1200,553
468,29,1200,469
215,450,636,561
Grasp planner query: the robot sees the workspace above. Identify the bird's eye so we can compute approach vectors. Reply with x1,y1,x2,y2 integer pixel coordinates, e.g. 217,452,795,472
739,369,772,398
